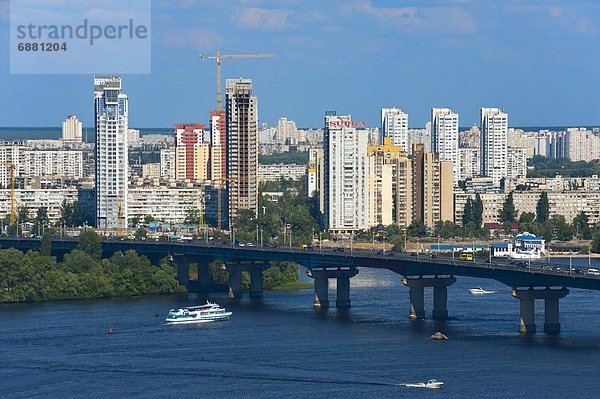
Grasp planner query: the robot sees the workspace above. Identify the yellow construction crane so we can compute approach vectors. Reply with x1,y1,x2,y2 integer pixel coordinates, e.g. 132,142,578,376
198,49,276,110
1,162,15,225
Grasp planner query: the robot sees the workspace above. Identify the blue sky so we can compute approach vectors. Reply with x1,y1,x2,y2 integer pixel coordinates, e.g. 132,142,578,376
0,0,599,129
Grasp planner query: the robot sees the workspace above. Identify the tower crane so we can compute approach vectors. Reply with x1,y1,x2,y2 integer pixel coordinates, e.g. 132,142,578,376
1,162,15,226
198,49,276,110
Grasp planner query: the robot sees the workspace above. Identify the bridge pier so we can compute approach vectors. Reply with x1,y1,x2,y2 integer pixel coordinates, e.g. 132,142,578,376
401,276,456,320
174,255,189,286
250,268,264,299
511,287,569,334
227,264,243,299
307,268,359,309
197,260,212,284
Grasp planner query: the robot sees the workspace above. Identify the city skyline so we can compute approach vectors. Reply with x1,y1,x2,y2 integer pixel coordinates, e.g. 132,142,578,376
1,1,600,128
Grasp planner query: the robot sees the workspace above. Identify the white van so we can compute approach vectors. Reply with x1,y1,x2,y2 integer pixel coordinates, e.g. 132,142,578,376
587,268,600,276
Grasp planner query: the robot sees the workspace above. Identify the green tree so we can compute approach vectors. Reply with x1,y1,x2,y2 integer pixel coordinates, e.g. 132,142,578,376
473,194,484,229
462,198,473,227
144,215,156,224
407,221,427,238
17,206,30,224
572,211,592,240
77,230,102,260
40,231,52,256
134,228,148,240
184,208,200,225
499,192,516,223
536,192,550,224
519,212,536,224
33,207,49,236
129,216,140,228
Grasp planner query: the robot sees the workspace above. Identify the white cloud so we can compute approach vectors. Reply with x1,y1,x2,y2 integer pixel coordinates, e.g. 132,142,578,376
160,26,223,49
344,0,475,35
235,7,292,30
549,6,562,17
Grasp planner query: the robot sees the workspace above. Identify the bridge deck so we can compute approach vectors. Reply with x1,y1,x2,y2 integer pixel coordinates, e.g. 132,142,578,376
2,238,600,290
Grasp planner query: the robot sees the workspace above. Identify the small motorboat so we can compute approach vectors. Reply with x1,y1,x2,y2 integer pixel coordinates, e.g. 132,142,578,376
469,287,496,295
402,379,444,389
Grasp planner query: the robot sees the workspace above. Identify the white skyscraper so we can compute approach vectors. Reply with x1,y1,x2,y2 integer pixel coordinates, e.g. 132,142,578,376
62,115,83,143
94,76,128,230
431,107,459,183
480,107,508,187
381,108,409,150
324,113,369,232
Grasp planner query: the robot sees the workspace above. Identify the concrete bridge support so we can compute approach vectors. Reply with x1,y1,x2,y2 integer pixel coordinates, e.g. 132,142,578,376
307,268,359,309
174,255,189,286
197,260,212,285
227,264,243,299
250,268,264,299
511,287,569,334
401,276,456,320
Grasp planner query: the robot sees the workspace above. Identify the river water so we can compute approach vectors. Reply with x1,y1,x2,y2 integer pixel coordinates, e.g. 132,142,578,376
2,265,600,398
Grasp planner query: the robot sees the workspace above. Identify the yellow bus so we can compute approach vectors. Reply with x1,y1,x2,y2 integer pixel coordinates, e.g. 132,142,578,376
458,252,473,261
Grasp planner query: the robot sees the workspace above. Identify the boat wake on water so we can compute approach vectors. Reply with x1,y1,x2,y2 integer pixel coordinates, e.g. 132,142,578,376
397,379,444,389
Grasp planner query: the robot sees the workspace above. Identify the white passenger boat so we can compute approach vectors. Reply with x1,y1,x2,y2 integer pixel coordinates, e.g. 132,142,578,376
510,249,542,260
469,287,496,295
165,302,232,324
402,379,444,389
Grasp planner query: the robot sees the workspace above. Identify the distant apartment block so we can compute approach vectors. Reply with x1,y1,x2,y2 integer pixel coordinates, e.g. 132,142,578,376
431,107,459,184
455,190,600,226
62,115,82,144
507,147,528,179
160,148,176,181
20,150,83,179
457,148,480,182
480,107,508,187
0,188,79,224
258,164,306,183
174,124,208,181
127,186,204,224
381,108,409,150
209,110,226,182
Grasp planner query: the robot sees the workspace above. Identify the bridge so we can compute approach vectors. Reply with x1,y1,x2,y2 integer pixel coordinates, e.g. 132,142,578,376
2,237,600,334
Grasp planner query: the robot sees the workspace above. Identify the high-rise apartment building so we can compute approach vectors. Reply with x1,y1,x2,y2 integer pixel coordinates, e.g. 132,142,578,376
324,113,369,233
381,108,409,150
367,138,404,227
209,110,226,182
174,124,207,181
276,117,298,145
567,128,600,162
480,108,508,187
507,147,527,179
160,148,176,181
412,144,454,229
94,76,128,230
62,115,83,143
456,148,480,182
226,78,259,222
431,107,459,183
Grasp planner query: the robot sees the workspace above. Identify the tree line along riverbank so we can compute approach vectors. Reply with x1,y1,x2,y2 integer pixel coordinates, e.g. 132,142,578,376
0,231,307,303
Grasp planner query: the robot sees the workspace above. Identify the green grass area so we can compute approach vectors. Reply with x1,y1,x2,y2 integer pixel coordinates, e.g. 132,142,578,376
269,281,313,291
